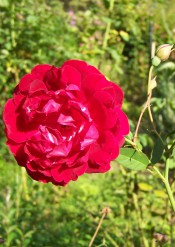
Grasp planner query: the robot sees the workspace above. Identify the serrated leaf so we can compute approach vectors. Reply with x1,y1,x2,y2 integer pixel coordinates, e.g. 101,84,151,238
116,148,150,171
151,138,165,164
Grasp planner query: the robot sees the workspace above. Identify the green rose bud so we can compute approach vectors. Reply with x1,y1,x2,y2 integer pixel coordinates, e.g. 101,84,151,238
156,44,174,61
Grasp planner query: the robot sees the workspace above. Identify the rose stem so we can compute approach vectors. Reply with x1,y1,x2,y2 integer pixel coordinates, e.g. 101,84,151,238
133,81,153,144
133,40,155,144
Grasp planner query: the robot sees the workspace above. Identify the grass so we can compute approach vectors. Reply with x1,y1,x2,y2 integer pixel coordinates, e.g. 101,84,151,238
0,159,174,246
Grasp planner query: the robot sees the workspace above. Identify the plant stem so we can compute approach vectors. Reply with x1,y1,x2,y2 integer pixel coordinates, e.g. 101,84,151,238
164,180,175,212
165,159,170,181
88,207,110,247
147,66,154,95
133,65,155,144
152,166,175,212
147,65,162,137
125,137,136,147
133,91,152,144
152,166,165,182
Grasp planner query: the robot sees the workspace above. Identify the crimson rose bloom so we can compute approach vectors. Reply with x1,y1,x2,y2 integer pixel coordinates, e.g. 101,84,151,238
3,60,129,186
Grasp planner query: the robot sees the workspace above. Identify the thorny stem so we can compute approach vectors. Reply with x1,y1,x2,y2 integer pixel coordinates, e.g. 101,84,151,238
88,207,110,247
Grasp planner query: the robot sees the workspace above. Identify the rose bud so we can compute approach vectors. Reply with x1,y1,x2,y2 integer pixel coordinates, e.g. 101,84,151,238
152,44,174,66
156,44,173,61
3,60,129,186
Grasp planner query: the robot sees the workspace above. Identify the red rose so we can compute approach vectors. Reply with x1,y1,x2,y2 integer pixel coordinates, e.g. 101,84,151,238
3,60,129,186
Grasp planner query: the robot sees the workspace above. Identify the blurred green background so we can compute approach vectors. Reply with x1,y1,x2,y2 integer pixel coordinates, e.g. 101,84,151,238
0,0,175,246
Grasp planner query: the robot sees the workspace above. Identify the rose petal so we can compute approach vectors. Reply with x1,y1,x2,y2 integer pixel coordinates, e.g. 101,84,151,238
111,83,124,107
111,108,130,141
3,99,36,142
80,124,99,150
62,60,101,78
82,74,108,98
43,99,61,115
28,79,47,95
86,162,111,173
31,64,52,80
19,74,36,93
51,162,88,184
89,131,119,165
43,66,61,90
47,142,72,158
26,168,52,184
61,65,81,90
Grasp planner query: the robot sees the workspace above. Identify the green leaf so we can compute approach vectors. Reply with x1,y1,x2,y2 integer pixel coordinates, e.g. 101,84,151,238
151,138,165,164
116,148,150,171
